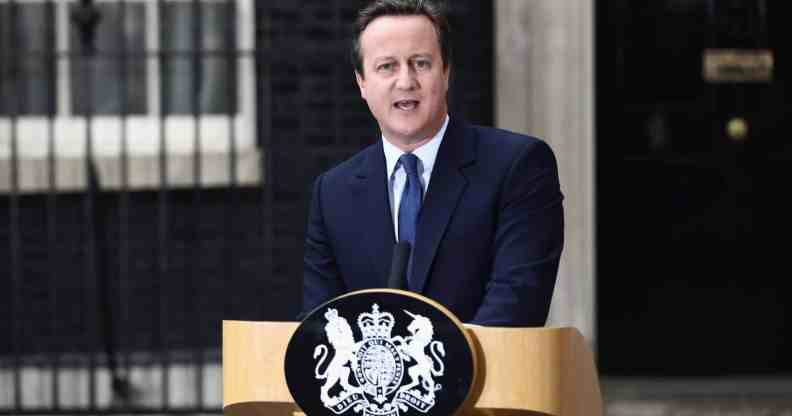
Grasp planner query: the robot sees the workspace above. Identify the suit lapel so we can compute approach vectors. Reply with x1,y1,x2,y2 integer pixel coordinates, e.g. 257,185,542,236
351,143,396,287
411,118,476,293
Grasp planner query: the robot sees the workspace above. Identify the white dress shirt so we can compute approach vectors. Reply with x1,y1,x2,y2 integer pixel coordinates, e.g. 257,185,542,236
382,115,450,239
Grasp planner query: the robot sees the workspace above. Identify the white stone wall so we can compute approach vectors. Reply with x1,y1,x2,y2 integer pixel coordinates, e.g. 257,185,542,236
495,0,596,347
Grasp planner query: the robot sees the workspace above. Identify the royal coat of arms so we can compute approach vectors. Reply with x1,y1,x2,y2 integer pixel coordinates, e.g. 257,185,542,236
312,304,446,416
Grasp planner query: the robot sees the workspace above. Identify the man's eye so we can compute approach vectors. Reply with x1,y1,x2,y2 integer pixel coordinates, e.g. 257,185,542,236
415,60,431,70
377,63,394,72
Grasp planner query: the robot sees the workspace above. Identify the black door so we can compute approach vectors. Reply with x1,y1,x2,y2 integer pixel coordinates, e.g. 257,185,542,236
597,0,791,375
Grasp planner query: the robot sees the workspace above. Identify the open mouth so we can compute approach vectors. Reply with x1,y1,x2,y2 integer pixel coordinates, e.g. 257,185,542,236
394,100,419,111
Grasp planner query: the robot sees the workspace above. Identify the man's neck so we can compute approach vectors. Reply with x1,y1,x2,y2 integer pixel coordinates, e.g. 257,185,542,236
386,135,434,153
382,114,450,153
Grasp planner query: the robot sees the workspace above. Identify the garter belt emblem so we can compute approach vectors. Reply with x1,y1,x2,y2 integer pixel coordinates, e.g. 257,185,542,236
313,304,446,416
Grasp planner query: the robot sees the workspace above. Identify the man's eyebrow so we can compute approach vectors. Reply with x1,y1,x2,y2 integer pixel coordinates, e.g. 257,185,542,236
371,55,397,65
371,53,433,62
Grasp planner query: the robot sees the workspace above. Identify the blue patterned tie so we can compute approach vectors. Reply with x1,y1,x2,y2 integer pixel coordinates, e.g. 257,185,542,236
398,153,423,290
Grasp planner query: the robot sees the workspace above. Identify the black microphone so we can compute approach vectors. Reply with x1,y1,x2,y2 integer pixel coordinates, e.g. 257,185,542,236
387,241,411,290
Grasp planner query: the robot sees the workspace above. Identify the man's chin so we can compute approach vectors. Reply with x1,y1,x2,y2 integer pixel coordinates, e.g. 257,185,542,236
382,124,424,143
390,132,431,147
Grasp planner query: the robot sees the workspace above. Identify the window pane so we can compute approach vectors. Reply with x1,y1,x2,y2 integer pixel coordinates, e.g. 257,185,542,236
162,56,237,115
69,2,146,54
0,3,55,115
69,2,147,115
70,57,147,115
161,2,237,115
162,2,235,52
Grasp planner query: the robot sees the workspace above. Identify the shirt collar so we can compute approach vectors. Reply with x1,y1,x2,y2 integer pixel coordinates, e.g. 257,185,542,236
383,114,450,179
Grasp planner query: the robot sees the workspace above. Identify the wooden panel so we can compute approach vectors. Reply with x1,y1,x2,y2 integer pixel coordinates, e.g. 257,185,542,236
223,321,602,416
223,321,297,407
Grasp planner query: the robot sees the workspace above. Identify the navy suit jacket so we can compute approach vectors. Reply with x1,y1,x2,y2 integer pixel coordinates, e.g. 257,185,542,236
302,117,564,326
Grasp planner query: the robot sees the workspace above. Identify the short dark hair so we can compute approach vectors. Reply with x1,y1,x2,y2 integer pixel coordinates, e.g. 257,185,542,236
351,0,452,77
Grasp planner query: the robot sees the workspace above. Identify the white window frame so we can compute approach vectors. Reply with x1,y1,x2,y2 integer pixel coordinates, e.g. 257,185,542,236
0,0,260,192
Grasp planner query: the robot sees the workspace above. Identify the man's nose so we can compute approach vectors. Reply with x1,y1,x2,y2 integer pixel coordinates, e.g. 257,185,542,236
395,65,417,90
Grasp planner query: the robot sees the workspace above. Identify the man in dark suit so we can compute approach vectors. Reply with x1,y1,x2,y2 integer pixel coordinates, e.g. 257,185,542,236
302,0,564,326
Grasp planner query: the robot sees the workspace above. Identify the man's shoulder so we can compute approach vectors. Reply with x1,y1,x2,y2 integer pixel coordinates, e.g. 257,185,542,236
468,123,545,149
317,141,381,184
463,123,554,163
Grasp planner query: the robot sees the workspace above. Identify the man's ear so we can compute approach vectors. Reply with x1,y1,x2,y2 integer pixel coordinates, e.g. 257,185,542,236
355,70,367,100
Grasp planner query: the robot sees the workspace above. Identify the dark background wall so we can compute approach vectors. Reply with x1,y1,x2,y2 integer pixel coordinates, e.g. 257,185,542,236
597,0,791,375
0,0,493,357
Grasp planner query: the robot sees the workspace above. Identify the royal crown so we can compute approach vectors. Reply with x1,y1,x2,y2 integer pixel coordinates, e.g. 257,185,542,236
357,304,395,339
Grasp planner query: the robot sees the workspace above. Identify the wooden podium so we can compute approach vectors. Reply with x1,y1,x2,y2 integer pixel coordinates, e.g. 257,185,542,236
223,321,602,416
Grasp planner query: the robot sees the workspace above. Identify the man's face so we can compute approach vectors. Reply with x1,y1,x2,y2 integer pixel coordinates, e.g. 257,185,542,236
355,15,450,147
